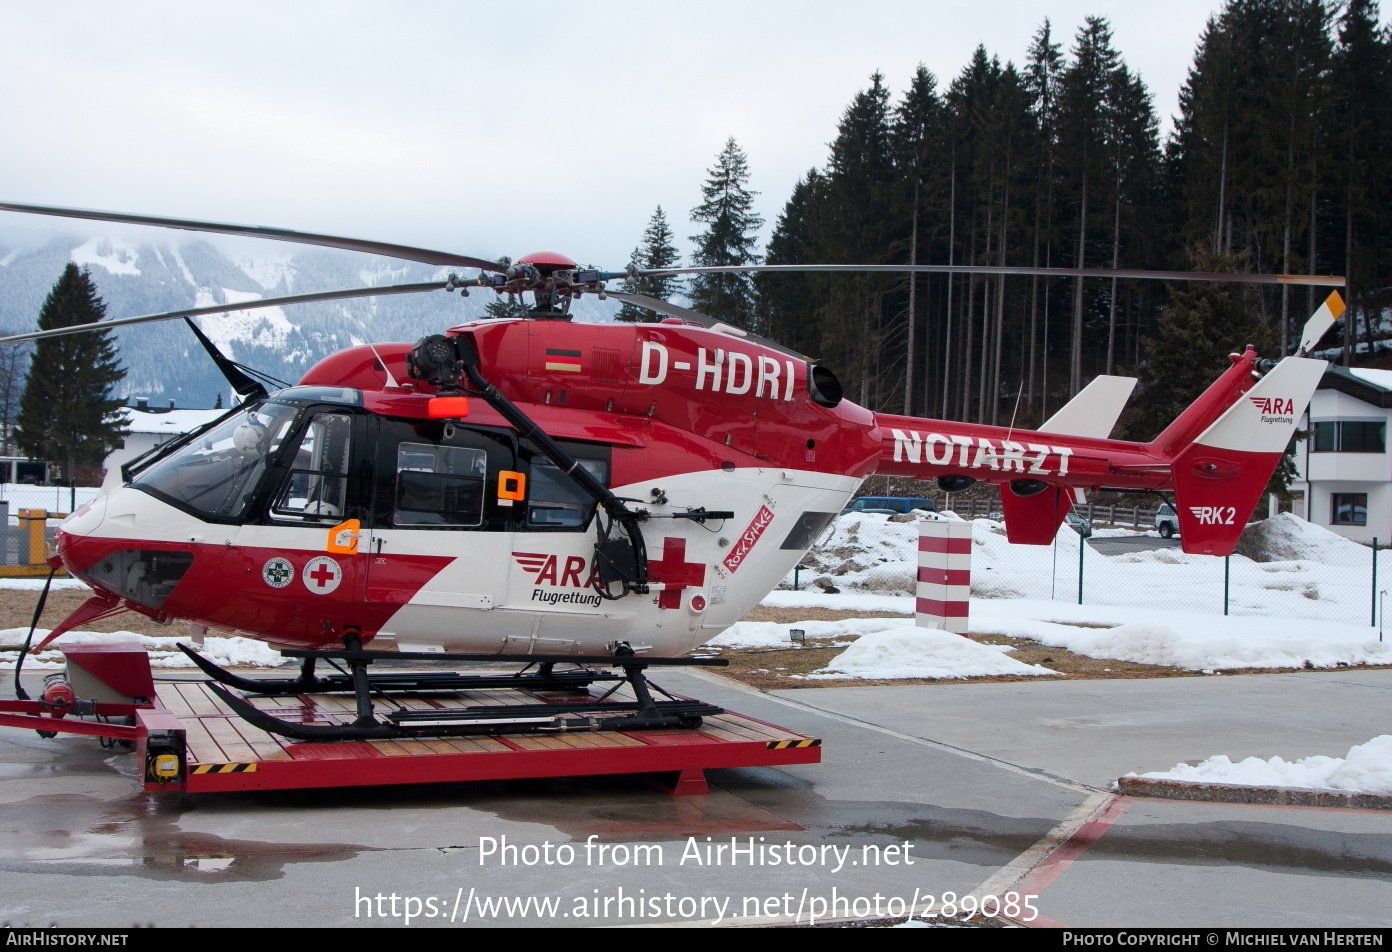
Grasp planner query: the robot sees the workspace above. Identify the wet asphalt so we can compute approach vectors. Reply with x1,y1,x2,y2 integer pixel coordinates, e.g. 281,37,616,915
0,663,1387,929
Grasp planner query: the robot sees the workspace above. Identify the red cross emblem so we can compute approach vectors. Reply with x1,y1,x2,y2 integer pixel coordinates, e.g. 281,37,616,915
647,538,705,610
302,556,342,595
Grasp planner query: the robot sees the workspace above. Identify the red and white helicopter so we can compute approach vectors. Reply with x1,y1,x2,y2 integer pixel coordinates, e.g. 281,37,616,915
0,201,1344,739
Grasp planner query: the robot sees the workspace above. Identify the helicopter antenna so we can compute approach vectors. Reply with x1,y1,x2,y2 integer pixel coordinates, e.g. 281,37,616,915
365,341,402,389
1005,382,1024,442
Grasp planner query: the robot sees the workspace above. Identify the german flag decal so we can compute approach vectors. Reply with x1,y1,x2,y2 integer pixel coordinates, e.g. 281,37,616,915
544,348,582,372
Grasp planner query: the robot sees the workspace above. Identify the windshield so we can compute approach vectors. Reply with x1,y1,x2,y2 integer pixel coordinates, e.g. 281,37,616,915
132,402,300,520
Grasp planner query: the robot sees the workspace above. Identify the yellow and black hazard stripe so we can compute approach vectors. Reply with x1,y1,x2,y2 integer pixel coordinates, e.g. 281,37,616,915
765,739,821,750
191,762,259,774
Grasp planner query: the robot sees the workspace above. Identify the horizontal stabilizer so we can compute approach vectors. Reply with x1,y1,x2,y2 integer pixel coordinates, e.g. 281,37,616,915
1037,375,1137,439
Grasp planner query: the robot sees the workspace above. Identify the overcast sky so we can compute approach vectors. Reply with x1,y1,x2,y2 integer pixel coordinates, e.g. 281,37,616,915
0,1,1230,272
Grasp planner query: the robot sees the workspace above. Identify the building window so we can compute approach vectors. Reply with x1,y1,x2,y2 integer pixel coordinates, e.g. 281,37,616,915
1331,493,1368,526
1313,421,1385,453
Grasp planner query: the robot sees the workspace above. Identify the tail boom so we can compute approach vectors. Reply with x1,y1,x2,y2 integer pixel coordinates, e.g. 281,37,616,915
870,351,1323,557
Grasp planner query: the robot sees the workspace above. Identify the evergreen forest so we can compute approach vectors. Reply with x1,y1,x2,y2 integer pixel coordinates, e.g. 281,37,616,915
658,1,1392,441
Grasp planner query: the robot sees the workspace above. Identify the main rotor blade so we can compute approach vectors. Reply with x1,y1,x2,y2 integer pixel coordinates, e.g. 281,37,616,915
0,201,505,272
636,263,1346,287
607,292,722,326
0,281,449,345
606,291,811,361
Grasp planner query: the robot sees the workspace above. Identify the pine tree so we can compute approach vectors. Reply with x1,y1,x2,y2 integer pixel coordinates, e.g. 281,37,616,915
1330,0,1391,363
1126,249,1272,442
812,74,897,408
689,138,763,328
1057,16,1122,394
1167,0,1333,354
756,171,822,351
1024,19,1065,418
0,333,32,455
14,264,127,485
484,295,530,319
890,66,946,415
617,206,683,322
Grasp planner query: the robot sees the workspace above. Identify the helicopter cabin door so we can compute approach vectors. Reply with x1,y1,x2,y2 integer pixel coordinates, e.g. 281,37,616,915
360,417,517,652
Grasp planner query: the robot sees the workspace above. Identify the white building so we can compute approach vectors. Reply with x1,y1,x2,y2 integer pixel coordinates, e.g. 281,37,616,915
103,403,227,488
1294,366,1392,544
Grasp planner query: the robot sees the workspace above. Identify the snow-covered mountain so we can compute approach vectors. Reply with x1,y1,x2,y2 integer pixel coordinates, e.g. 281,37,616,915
0,228,623,407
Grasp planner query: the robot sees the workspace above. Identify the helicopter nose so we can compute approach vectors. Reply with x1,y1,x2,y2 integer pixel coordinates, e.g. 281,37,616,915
58,493,107,540
53,493,108,573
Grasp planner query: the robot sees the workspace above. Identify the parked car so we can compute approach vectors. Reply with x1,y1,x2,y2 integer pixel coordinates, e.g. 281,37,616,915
842,496,937,515
1155,502,1179,538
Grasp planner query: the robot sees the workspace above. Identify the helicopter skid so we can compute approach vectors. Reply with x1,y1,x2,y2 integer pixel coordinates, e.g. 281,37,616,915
177,643,609,696
206,681,722,741
181,642,729,741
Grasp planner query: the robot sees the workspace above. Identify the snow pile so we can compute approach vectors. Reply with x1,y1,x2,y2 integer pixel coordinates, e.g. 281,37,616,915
708,617,913,648
792,513,924,595
1233,512,1371,566
0,628,290,670
806,626,1059,680
710,615,1058,680
792,511,1053,599
1131,735,1392,795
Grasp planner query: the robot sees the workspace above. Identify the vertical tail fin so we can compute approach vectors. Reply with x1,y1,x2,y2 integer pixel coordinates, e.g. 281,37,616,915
1172,355,1325,554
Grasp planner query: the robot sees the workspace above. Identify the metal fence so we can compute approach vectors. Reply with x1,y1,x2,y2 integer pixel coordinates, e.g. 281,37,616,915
0,484,98,514
944,498,1166,529
0,486,101,571
786,511,1386,632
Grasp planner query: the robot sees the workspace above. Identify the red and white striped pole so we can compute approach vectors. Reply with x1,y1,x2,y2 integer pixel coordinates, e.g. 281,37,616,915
916,521,971,635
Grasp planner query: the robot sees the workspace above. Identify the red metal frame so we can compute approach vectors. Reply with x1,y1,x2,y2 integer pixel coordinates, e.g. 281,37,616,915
11,648,821,797
0,699,143,739
154,723,821,795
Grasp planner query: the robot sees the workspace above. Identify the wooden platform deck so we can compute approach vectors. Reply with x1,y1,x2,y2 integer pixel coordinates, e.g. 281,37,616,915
144,676,821,794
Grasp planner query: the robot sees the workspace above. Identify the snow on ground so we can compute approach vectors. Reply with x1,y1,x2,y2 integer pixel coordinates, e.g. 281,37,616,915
1131,735,1392,795
71,237,142,276
0,628,289,670
788,511,1387,628
709,617,912,648
710,616,1056,680
764,590,1392,673
771,511,1392,673
801,626,1058,680
0,577,91,591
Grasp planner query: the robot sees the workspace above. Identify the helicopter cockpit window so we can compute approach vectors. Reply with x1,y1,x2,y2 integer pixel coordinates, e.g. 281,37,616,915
393,443,487,527
527,458,608,529
131,403,299,521
271,413,353,521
